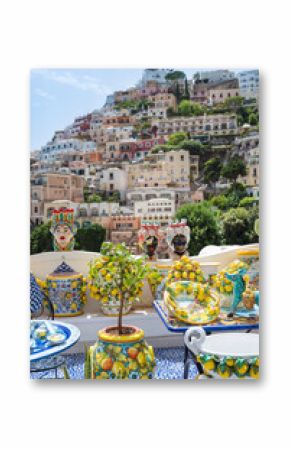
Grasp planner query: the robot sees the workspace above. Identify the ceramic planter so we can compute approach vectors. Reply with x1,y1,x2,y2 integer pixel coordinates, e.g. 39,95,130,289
236,249,259,290
101,300,132,317
89,326,155,379
184,327,259,379
46,262,86,317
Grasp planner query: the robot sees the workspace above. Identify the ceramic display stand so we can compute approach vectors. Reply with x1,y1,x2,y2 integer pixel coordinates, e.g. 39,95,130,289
184,327,259,379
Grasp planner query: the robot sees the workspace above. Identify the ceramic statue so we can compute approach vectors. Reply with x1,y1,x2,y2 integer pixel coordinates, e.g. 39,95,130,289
242,288,260,314
166,220,190,260
225,267,248,317
50,207,77,251
138,222,163,260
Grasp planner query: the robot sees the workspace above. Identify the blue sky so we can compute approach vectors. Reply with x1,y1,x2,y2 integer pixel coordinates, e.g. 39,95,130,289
30,68,237,150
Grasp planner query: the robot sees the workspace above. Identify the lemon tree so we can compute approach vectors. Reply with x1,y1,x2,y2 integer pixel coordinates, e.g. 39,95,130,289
88,242,152,334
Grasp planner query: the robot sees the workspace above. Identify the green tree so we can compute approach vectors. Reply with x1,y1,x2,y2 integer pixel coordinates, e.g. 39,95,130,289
249,112,258,126
223,96,244,110
184,78,190,100
175,203,222,255
167,132,187,146
178,99,193,116
87,194,102,203
221,157,247,184
165,71,186,81
239,196,259,208
30,221,53,254
210,195,231,211
204,158,222,191
75,223,106,252
221,206,259,245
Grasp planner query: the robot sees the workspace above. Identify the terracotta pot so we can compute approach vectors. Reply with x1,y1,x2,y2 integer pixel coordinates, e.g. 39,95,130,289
89,326,155,379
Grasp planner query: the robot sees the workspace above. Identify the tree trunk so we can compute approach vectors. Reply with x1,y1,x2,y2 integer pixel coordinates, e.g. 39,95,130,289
118,292,124,335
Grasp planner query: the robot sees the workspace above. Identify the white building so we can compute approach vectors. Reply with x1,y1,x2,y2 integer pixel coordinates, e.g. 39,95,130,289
40,139,96,161
237,70,259,99
134,198,175,226
99,167,128,200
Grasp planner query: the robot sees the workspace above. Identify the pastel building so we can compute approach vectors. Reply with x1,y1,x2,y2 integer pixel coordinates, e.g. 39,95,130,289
31,173,84,225
134,198,175,226
237,70,259,99
152,114,237,136
127,149,191,189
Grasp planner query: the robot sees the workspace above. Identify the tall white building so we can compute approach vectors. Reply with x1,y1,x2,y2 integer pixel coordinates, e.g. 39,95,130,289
40,138,96,161
237,70,259,99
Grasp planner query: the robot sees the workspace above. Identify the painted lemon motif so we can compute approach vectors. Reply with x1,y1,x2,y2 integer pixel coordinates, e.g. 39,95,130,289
249,365,259,379
112,361,126,378
235,359,249,377
217,363,231,378
137,352,146,367
225,357,235,367
202,357,216,372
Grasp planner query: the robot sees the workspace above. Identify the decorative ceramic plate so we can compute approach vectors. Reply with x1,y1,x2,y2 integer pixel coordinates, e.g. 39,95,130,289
30,320,80,362
164,281,220,325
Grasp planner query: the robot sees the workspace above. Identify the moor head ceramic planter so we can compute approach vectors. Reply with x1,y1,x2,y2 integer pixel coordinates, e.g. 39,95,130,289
50,208,77,252
138,223,163,260
88,326,155,380
166,220,190,260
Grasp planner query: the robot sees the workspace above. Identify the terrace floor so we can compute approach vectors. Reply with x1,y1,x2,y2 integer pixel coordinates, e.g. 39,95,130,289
30,346,198,380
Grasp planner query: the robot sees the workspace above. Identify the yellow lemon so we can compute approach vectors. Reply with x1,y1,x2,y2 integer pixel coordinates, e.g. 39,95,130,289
100,268,107,276
189,272,195,280
174,271,181,279
137,352,146,366
217,365,231,378
249,365,259,379
182,271,188,279
105,274,112,282
203,359,216,371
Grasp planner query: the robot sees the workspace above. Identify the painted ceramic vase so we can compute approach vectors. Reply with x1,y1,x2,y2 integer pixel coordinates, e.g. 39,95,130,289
236,248,259,290
101,300,132,317
89,326,155,379
46,262,86,317
184,328,259,379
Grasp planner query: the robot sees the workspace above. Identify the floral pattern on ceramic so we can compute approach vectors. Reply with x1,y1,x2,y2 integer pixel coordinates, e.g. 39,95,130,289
165,281,220,325
50,208,77,252
89,327,155,379
45,262,87,317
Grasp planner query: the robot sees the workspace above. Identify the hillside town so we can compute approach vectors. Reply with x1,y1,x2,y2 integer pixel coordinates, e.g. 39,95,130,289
30,68,259,256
